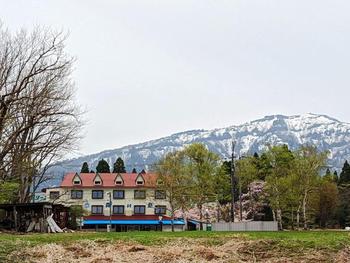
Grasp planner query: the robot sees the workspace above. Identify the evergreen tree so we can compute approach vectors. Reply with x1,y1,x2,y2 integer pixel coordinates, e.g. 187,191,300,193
90,170,95,173
325,168,331,177
131,168,137,173
333,171,339,183
253,152,259,158
80,162,89,173
112,157,126,173
336,185,350,228
96,159,110,173
140,169,146,174
339,160,350,185
337,161,350,227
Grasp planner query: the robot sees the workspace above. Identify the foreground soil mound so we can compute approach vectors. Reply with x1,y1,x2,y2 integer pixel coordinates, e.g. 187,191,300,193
8,237,350,263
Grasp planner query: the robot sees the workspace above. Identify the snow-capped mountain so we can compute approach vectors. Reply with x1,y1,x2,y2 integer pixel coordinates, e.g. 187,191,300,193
50,113,350,183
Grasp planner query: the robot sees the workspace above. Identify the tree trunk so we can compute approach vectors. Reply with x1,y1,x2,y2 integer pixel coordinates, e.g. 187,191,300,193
296,205,301,230
239,184,243,221
303,190,308,230
277,209,283,230
272,209,276,222
199,204,203,230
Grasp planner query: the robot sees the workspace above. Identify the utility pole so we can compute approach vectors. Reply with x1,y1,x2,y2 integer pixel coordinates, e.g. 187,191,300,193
230,140,236,222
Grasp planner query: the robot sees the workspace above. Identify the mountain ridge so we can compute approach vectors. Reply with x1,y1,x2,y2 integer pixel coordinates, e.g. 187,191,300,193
48,113,350,186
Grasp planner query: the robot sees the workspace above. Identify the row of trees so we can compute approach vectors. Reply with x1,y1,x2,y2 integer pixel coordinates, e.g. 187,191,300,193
80,158,142,174
156,143,349,230
231,148,350,229
0,24,82,203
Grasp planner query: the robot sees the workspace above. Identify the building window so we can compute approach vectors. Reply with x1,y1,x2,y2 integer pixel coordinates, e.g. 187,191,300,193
155,190,166,199
155,205,167,215
113,205,124,215
137,181,143,185
49,191,59,200
73,180,80,185
92,190,104,199
134,190,146,199
134,205,146,215
115,181,123,185
94,180,101,185
91,205,103,215
71,190,83,199
113,190,124,199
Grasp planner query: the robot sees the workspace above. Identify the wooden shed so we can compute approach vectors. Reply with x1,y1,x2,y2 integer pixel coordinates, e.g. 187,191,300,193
0,202,69,232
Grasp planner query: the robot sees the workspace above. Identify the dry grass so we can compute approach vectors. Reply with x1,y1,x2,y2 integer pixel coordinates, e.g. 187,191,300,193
8,237,350,263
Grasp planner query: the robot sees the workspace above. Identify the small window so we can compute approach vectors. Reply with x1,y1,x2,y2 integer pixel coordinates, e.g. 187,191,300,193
113,205,124,215
113,190,124,199
134,205,145,215
155,190,166,199
73,180,80,185
116,181,123,185
49,191,59,200
94,180,101,185
91,205,103,215
92,190,104,199
137,181,143,185
71,190,83,199
155,205,166,215
134,190,146,199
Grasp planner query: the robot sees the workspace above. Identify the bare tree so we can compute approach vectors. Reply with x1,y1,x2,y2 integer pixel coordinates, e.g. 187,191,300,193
0,23,83,202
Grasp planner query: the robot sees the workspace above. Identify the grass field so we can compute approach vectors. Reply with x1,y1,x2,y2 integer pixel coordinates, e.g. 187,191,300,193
1,231,350,262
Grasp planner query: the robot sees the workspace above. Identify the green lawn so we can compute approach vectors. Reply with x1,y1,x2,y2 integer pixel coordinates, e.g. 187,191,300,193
0,231,349,262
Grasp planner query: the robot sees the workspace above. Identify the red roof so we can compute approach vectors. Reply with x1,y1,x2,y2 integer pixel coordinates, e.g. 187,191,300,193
60,173,158,188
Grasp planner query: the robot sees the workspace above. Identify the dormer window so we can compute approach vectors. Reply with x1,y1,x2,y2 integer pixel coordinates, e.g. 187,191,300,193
115,174,124,185
93,173,103,186
135,173,145,185
72,173,81,185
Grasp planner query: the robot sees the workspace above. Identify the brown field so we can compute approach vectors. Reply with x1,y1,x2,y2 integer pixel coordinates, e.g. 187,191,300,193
2,231,350,263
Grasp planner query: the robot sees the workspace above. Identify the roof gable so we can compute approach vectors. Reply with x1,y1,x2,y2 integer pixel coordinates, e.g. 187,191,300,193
135,173,145,185
93,173,103,185
114,174,124,185
72,173,82,185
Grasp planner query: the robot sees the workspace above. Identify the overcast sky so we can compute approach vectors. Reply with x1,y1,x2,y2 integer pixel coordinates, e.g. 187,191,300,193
1,0,350,156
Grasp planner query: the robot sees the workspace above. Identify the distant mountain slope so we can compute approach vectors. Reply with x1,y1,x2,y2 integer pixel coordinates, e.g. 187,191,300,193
47,113,350,186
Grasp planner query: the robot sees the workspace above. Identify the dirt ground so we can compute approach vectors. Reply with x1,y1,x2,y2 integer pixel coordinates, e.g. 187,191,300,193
7,238,350,263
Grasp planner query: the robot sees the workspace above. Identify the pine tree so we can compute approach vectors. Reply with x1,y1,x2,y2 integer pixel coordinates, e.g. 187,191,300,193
140,169,146,174
334,171,339,183
80,162,89,173
90,170,95,173
96,159,110,173
131,168,137,173
112,157,126,173
339,160,350,185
